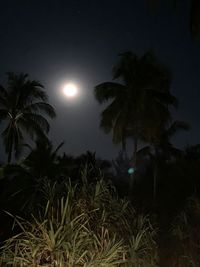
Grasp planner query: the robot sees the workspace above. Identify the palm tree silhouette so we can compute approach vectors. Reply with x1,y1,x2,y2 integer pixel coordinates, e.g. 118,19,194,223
0,73,56,163
24,138,64,179
94,51,177,193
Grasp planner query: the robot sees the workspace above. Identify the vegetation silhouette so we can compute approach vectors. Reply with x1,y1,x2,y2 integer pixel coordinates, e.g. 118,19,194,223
0,73,56,163
0,48,200,265
95,51,177,194
138,120,189,201
24,138,64,180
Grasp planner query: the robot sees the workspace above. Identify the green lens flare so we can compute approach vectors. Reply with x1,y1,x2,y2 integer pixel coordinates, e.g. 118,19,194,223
128,167,135,174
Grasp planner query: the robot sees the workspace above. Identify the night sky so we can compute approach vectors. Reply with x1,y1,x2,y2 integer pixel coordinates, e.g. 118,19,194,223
0,0,200,160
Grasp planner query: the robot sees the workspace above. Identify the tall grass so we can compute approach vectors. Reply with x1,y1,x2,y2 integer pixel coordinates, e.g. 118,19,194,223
171,197,200,267
0,167,157,266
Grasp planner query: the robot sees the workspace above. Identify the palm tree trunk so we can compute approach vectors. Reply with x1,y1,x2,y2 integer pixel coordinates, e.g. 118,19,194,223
153,162,157,201
122,137,126,153
129,137,138,196
7,140,13,164
153,148,159,202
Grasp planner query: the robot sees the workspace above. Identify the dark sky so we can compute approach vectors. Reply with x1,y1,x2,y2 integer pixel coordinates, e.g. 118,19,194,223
0,0,200,160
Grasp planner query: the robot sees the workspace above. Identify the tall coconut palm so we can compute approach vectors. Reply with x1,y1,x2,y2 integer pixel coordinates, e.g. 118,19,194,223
94,51,177,192
0,73,56,163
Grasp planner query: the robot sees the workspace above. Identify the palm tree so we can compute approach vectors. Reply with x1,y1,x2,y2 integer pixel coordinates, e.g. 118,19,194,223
23,138,64,180
94,51,177,192
0,73,56,163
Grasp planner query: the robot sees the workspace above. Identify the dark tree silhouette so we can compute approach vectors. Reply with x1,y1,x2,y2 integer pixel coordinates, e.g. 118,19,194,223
185,144,200,160
0,73,56,163
138,120,189,200
24,138,64,179
95,51,177,193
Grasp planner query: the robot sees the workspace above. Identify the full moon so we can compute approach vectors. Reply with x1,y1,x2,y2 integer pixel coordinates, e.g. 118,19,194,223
63,83,78,97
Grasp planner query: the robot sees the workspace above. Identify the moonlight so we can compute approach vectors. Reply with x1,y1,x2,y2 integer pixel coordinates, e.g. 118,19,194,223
63,83,78,98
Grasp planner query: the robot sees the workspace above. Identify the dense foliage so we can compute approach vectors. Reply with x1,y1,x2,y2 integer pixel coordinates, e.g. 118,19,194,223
0,172,157,266
0,50,200,266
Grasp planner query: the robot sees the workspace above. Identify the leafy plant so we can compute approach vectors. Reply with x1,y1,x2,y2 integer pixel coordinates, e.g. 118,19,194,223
0,169,157,266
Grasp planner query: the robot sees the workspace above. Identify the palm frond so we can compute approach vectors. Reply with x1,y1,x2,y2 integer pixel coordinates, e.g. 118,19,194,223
113,51,137,81
147,89,178,108
168,145,183,158
1,123,14,154
1,123,23,157
100,99,122,133
0,109,8,121
166,120,190,139
137,146,152,157
22,113,50,133
54,141,64,153
0,73,55,162
94,82,126,104
112,110,129,144
23,102,56,118
22,80,47,102
0,86,8,107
